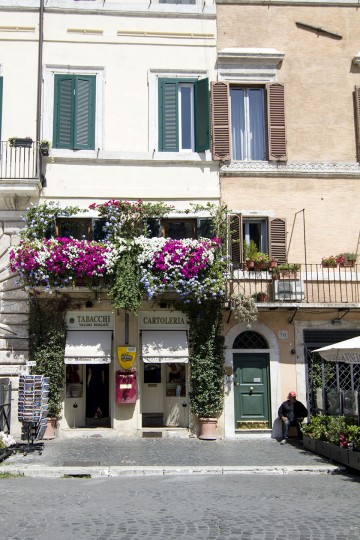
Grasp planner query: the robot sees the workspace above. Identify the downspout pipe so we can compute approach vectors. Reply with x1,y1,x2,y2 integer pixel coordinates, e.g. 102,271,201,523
36,0,45,186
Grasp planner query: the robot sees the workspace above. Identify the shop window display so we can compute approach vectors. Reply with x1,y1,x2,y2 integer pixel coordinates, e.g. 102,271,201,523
166,363,186,397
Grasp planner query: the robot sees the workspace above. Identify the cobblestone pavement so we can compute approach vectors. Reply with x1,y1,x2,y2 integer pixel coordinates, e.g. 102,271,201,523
1,473,360,539
4,437,335,468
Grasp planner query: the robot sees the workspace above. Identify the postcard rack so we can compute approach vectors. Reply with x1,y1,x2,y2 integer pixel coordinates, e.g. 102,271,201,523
16,374,49,455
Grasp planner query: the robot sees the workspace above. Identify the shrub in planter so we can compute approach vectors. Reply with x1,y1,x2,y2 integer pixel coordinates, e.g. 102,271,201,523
29,297,68,420
185,301,225,439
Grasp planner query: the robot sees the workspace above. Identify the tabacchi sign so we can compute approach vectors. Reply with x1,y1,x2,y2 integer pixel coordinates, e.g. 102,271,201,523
66,311,114,329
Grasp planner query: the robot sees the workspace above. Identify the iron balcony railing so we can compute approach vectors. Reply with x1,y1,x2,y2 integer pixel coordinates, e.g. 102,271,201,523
0,140,40,179
230,263,360,304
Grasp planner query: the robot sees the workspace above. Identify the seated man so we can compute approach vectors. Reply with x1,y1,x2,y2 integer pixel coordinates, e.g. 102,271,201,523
278,391,308,445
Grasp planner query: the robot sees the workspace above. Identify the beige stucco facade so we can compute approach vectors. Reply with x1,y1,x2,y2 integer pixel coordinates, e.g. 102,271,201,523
217,0,360,438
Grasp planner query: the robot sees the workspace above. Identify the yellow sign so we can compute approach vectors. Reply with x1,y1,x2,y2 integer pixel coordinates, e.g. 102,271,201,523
117,347,136,370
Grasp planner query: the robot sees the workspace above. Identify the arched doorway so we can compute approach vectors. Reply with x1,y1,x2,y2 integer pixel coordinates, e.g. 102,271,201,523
232,331,271,429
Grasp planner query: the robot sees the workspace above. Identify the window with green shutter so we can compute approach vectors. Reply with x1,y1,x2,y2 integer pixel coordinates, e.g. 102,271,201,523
53,74,96,150
158,77,210,152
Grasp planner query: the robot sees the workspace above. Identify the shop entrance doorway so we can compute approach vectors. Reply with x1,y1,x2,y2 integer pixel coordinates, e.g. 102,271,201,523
85,364,110,428
142,362,189,428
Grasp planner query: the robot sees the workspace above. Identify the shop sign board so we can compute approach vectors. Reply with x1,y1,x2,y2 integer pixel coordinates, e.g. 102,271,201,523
66,311,114,330
139,311,188,330
117,347,136,369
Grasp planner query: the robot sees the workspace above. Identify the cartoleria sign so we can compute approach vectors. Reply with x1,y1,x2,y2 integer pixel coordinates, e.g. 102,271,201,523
139,311,188,330
66,311,114,329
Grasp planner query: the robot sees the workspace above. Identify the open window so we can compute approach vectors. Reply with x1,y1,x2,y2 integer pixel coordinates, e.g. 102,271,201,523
229,214,287,266
158,78,210,152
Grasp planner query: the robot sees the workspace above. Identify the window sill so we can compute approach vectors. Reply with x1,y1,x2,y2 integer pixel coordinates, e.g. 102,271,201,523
51,149,214,163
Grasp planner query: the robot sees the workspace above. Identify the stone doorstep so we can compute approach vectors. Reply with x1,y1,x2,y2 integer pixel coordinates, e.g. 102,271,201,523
236,421,270,430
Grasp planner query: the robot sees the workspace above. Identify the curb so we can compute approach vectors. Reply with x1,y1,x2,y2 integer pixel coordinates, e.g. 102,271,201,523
1,464,343,478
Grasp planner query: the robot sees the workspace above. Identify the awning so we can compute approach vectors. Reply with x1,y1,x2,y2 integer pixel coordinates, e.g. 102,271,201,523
141,330,189,364
64,330,112,364
313,336,360,364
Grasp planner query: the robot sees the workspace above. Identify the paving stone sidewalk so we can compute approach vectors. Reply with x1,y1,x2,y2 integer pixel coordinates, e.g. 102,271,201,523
1,436,343,477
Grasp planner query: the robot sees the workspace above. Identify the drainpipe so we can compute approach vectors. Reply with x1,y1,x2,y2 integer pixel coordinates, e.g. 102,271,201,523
36,0,45,186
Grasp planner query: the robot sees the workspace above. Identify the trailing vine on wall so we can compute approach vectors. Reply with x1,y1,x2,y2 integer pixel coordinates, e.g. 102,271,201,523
28,296,68,418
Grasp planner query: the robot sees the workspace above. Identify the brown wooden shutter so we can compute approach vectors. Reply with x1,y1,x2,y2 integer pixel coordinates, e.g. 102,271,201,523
267,83,287,161
229,213,242,267
355,86,360,161
269,218,287,264
211,81,231,161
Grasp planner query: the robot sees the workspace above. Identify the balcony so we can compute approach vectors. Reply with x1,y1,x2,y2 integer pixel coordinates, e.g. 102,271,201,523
230,264,360,306
0,140,42,209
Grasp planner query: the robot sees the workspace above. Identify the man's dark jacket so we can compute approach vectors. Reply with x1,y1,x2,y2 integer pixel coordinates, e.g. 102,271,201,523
278,399,308,421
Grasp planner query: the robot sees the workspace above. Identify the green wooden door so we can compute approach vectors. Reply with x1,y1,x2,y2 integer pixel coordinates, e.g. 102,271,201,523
233,353,270,428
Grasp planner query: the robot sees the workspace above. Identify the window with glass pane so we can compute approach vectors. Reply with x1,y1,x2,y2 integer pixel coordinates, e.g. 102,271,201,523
243,219,268,253
163,219,196,239
179,84,194,150
230,87,266,161
158,77,209,153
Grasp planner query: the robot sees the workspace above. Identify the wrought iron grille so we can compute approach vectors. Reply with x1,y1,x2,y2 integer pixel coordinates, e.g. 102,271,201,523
305,344,360,419
233,331,268,349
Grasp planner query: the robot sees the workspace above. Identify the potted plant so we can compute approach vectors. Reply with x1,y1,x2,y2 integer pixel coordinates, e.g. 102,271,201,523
187,302,225,440
321,255,337,268
243,240,258,270
336,252,357,268
273,263,301,279
8,136,33,148
253,251,271,271
269,258,278,269
253,291,268,302
39,139,51,157
29,297,68,439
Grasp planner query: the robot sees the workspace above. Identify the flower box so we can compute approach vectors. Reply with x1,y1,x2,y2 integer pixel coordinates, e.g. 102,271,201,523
9,137,33,148
339,261,355,268
330,445,349,466
348,451,360,470
315,440,332,458
303,434,316,452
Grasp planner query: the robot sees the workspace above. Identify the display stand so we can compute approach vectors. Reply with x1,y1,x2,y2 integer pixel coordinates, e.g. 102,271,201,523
16,374,49,456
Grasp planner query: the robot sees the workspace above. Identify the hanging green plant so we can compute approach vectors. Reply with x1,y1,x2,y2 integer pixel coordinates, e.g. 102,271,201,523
230,292,258,324
107,243,143,314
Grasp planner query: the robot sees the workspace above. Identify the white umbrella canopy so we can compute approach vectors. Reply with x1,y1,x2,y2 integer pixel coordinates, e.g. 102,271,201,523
313,336,360,364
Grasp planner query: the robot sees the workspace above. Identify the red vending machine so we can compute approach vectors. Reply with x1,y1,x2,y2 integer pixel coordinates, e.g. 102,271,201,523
116,370,137,404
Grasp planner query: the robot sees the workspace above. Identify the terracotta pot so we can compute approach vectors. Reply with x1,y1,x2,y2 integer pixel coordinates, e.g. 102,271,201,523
256,293,268,302
339,261,355,268
42,418,56,440
198,417,218,440
246,260,255,270
254,263,267,271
